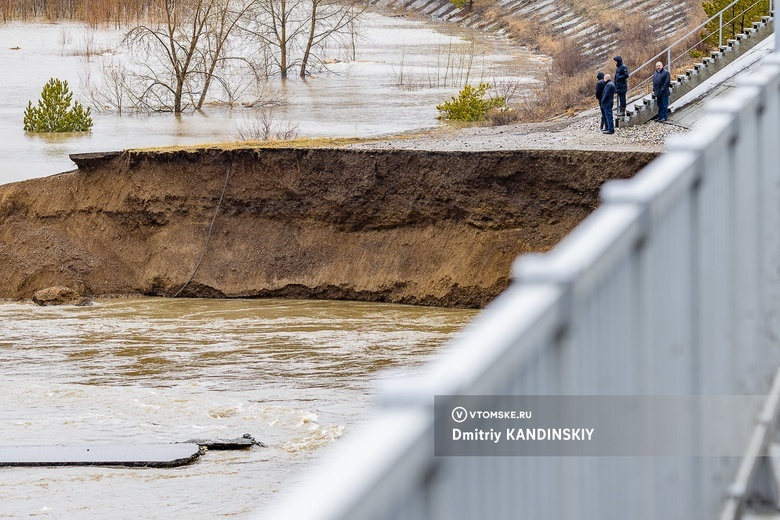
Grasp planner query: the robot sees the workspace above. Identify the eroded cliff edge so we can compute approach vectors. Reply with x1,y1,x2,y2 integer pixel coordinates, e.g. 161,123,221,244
0,147,656,307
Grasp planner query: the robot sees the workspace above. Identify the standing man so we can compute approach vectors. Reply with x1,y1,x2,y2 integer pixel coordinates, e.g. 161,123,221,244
653,61,671,122
595,71,606,131
601,74,615,134
613,55,629,116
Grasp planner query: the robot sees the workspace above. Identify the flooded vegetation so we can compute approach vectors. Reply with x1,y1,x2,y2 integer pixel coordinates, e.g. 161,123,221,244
1,11,543,184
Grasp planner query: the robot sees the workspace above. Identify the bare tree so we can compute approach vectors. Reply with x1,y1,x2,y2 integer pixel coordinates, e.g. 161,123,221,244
196,0,255,108
299,0,364,78
125,0,208,112
243,0,366,79
122,0,252,113
78,0,367,112
81,58,130,113
243,0,304,79
234,107,299,141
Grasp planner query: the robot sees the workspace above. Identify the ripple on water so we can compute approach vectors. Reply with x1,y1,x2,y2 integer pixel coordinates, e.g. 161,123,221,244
0,296,475,517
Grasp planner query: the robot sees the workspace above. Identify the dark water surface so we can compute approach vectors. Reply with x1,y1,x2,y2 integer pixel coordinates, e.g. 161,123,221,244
0,297,475,518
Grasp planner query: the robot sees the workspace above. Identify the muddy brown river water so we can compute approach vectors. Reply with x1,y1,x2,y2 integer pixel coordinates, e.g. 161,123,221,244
0,297,476,518
0,10,528,517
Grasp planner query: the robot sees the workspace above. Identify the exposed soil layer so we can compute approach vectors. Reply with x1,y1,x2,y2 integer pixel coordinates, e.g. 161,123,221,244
0,147,657,307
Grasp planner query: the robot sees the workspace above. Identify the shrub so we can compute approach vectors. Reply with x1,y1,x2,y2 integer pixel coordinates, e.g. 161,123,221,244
234,108,299,142
551,40,589,76
702,0,770,46
689,49,706,59
436,83,505,122
514,70,593,122
486,106,520,126
23,78,93,132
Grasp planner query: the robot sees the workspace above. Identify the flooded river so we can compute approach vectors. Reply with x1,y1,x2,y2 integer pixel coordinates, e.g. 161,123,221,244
1,11,516,517
0,13,542,184
0,297,476,518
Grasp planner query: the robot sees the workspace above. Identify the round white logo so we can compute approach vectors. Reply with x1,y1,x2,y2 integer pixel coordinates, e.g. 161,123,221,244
451,406,468,423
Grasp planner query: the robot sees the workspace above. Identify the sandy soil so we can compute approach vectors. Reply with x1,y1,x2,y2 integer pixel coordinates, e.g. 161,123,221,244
0,145,657,307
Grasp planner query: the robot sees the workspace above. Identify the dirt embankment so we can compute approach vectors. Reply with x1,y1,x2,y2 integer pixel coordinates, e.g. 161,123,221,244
0,147,656,307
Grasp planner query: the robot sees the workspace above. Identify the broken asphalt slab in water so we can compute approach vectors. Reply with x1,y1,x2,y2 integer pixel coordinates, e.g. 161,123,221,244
0,434,266,467
0,443,202,468
185,433,268,450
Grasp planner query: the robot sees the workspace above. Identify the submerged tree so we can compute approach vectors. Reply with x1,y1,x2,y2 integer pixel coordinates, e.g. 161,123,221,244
242,0,366,79
81,0,367,113
23,78,93,132
122,0,254,113
298,0,365,78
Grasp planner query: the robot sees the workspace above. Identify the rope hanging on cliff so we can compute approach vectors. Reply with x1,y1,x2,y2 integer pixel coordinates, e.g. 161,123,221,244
172,164,232,298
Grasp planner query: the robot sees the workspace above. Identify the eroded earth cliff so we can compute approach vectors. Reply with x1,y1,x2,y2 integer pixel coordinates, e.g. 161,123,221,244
0,147,656,307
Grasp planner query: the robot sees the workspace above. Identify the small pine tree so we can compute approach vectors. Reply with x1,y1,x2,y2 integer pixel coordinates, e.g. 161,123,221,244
436,83,506,122
23,78,93,133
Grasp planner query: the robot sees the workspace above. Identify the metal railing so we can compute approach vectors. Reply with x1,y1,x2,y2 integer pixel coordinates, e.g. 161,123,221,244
626,0,772,101
262,51,780,520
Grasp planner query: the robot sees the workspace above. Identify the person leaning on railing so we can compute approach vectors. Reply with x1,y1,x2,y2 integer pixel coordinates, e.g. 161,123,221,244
653,61,671,122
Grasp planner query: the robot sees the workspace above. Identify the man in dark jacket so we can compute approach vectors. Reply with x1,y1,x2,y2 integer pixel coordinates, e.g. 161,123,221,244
653,61,671,122
613,55,629,115
601,74,615,134
595,71,606,131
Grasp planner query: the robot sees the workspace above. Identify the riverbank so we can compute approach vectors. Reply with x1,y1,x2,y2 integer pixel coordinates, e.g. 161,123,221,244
0,145,658,307
345,108,690,153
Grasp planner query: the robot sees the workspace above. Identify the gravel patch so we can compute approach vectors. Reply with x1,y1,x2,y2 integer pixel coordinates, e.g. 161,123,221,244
346,109,689,153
